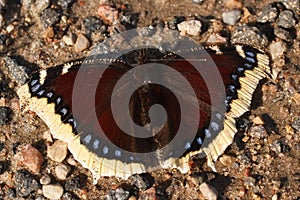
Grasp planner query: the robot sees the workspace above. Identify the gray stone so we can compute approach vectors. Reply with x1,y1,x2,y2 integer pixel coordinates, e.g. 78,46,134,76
279,0,300,13
277,10,296,29
57,0,75,9
0,106,12,125
291,116,300,131
231,25,268,47
106,188,130,200
4,57,28,85
271,140,282,154
222,10,241,25
40,8,60,27
14,169,40,197
65,174,87,191
248,125,267,139
75,33,90,52
257,4,278,23
129,174,152,190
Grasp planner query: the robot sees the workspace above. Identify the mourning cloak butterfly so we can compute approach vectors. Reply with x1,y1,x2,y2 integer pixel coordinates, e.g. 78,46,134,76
17,44,270,184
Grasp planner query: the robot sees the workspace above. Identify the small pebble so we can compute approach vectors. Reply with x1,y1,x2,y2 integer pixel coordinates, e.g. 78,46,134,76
206,33,227,44
252,116,264,125
57,0,75,9
62,33,76,46
271,140,282,154
248,125,267,139
256,4,278,23
219,155,235,167
42,130,53,143
277,10,296,29
199,183,218,200
269,40,286,60
4,57,28,85
0,98,5,107
231,25,268,47
34,0,50,14
128,196,137,200
272,194,279,200
0,14,4,27
0,106,12,125
61,15,68,23
67,156,77,166
20,144,44,173
14,169,40,197
253,194,263,200
129,174,153,190
47,140,68,162
222,10,241,25
6,24,14,33
42,184,64,200
192,0,205,4
40,174,51,185
291,116,300,131
243,176,256,189
120,13,139,28
97,4,119,24
177,20,202,36
40,8,60,27
106,188,130,200
82,16,106,36
55,163,71,180
75,33,90,52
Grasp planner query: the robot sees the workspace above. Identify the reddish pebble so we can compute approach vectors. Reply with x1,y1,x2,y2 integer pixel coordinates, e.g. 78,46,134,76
243,167,251,177
20,144,44,173
98,4,119,24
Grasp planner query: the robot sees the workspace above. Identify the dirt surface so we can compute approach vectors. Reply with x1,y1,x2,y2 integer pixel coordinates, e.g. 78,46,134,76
0,0,299,199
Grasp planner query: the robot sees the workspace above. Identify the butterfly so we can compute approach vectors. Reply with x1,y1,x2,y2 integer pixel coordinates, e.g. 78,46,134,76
17,44,270,184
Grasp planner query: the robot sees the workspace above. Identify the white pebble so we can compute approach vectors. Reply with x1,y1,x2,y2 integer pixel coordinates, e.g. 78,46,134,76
42,184,64,199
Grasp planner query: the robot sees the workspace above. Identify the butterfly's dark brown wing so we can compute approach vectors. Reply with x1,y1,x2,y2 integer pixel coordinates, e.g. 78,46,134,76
17,45,270,183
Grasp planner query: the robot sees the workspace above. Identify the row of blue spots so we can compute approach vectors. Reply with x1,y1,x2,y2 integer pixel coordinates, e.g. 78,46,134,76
82,134,123,158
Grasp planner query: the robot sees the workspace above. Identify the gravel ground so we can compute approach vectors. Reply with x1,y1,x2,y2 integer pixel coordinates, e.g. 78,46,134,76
0,0,299,199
